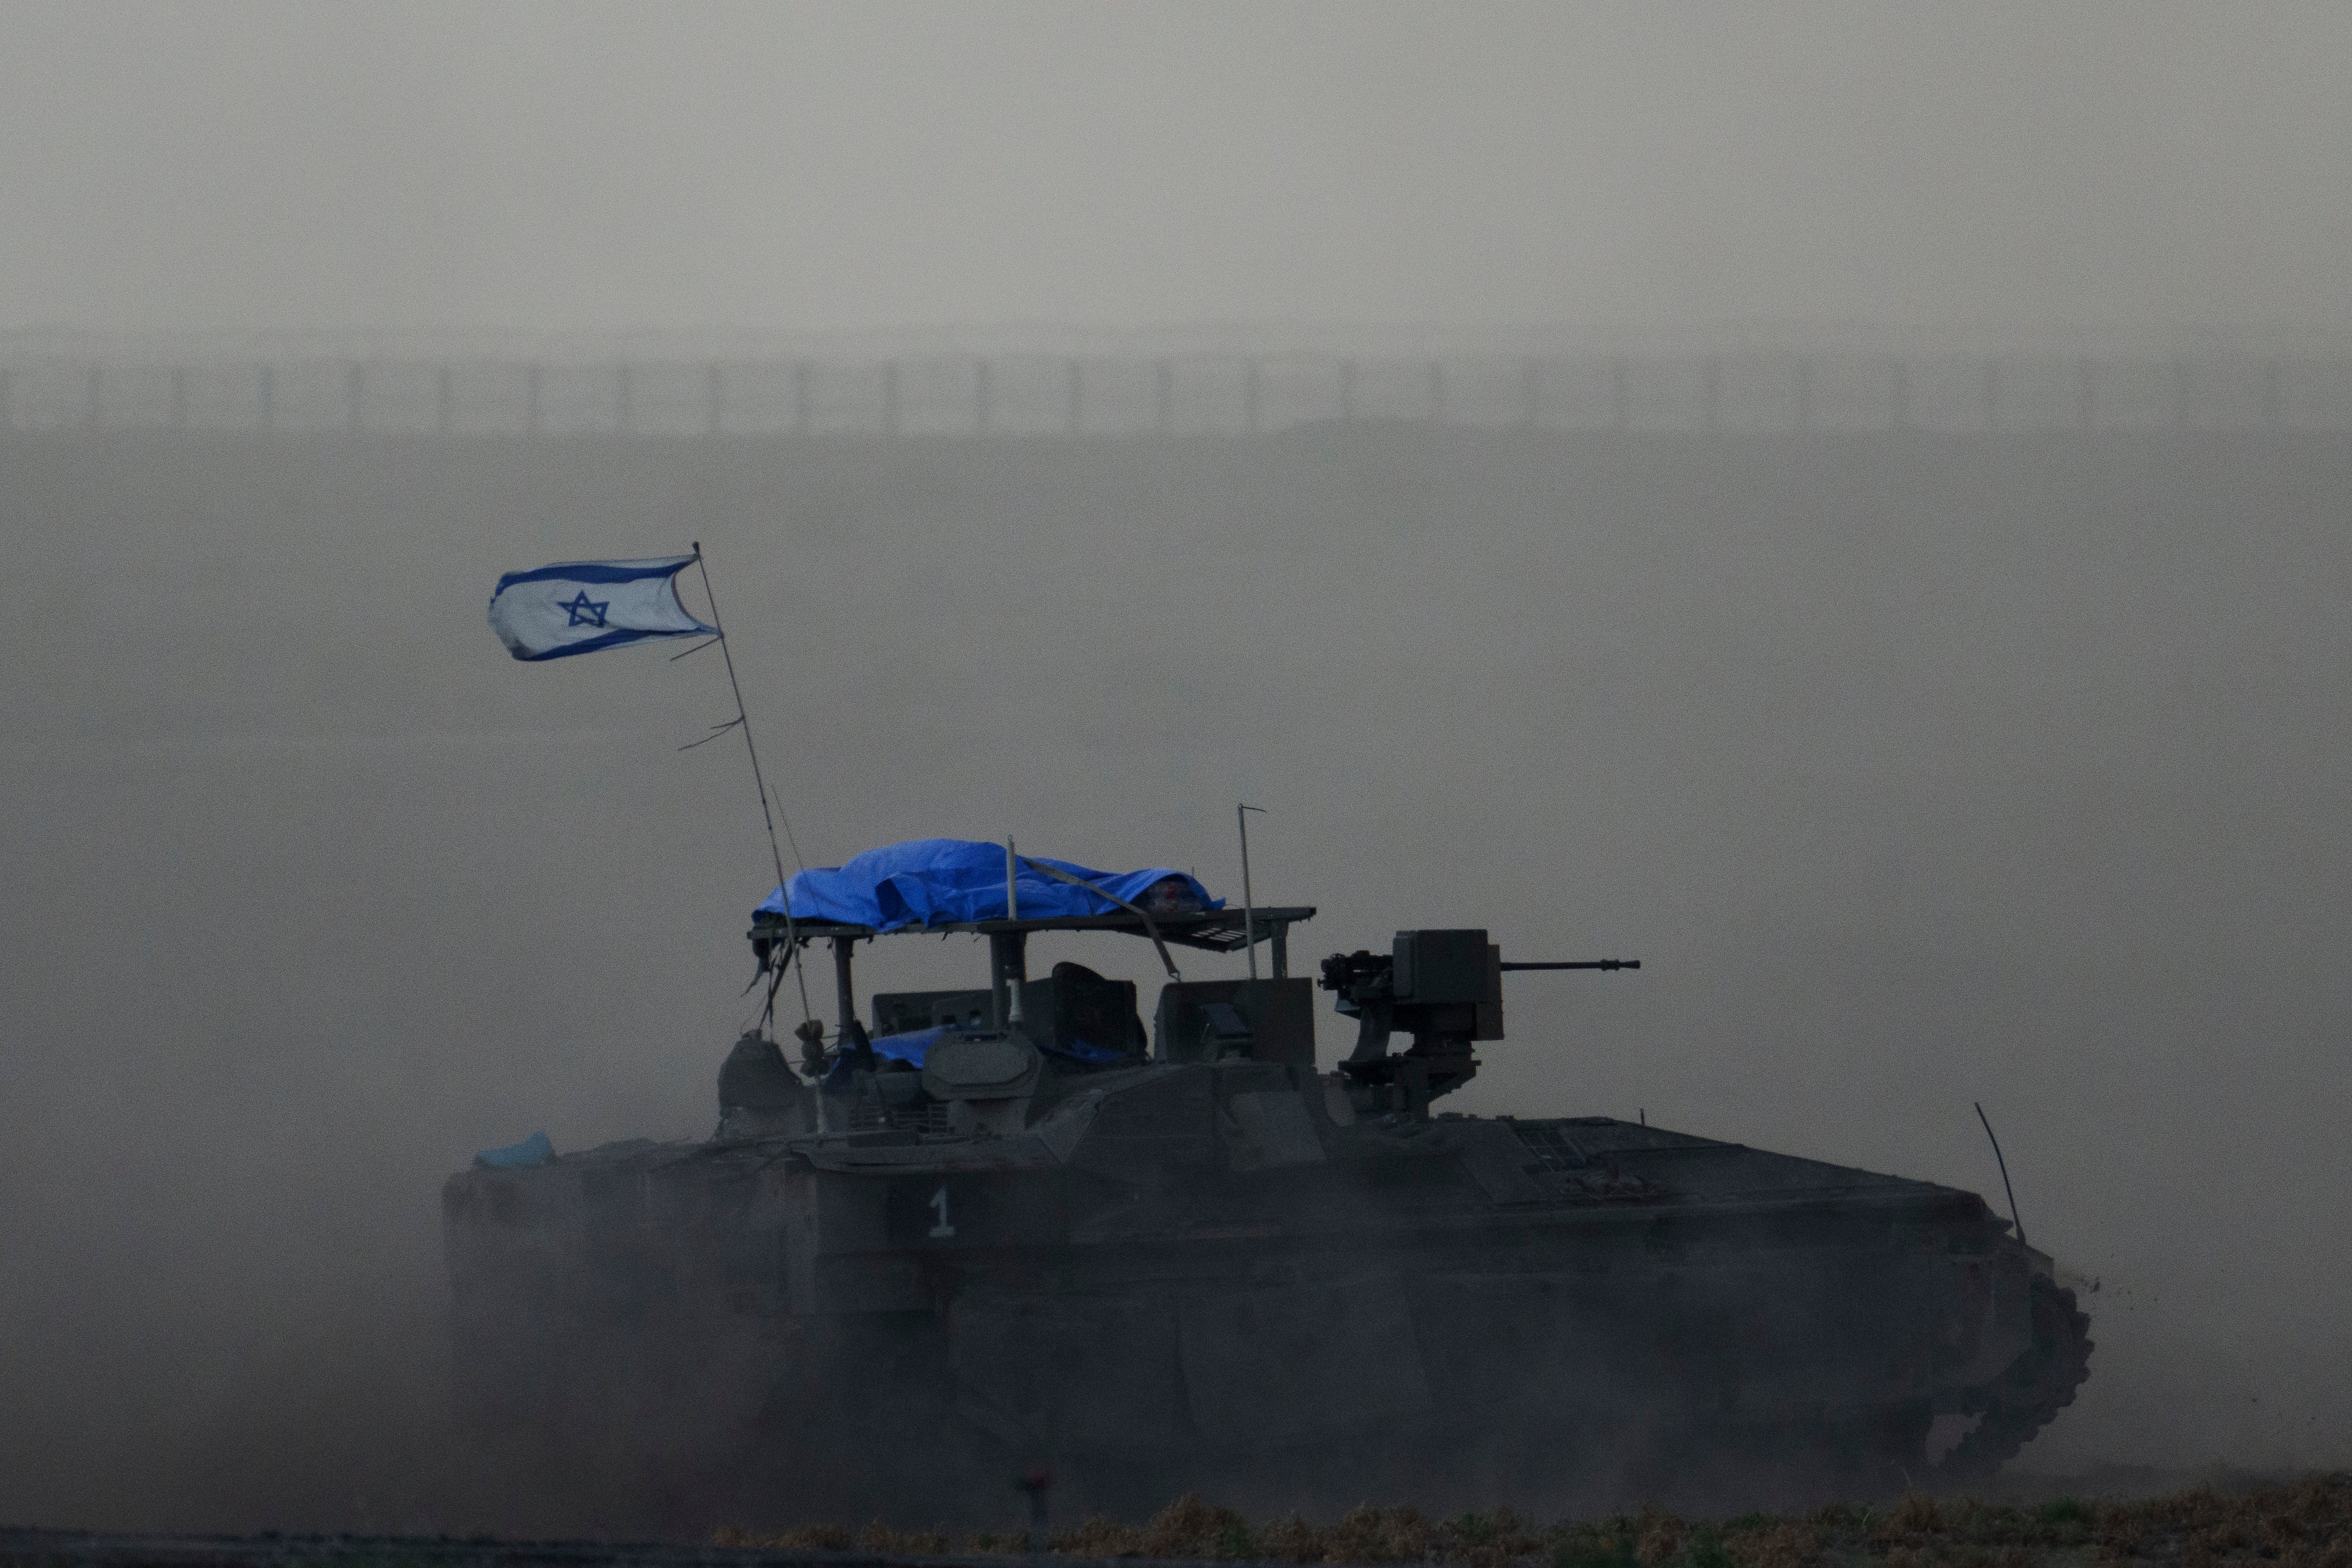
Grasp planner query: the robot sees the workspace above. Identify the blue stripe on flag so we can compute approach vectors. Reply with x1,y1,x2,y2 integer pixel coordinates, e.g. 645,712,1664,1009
491,556,696,593
508,627,689,661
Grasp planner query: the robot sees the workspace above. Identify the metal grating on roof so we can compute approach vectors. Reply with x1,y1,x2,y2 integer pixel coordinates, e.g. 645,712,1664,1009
1511,1122,1590,1173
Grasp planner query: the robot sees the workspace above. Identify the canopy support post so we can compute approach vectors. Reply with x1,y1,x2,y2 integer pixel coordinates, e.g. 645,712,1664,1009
831,937,858,1037
989,931,1028,1031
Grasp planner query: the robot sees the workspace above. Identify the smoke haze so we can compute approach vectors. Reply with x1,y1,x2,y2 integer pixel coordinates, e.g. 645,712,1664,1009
5,429,2349,1529
3,0,2351,1538
5,1,2352,335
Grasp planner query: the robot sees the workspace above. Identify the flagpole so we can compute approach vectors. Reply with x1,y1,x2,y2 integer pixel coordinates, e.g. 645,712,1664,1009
691,542,814,1035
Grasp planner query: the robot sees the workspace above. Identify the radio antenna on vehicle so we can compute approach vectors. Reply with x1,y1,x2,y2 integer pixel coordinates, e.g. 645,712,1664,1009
689,541,812,1035
1974,1100,2027,1247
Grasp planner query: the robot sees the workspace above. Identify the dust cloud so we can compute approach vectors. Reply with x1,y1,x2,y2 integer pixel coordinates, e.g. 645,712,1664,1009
2,427,2347,1530
5,0,2352,1538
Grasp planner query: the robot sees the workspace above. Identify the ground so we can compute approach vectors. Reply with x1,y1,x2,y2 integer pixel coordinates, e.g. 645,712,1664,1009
712,1473,2352,1568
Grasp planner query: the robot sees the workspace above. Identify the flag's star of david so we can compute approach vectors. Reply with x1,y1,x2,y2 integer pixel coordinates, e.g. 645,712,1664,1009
557,590,610,628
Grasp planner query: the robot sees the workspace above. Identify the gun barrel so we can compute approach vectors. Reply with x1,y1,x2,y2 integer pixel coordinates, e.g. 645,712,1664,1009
1499,959,1640,971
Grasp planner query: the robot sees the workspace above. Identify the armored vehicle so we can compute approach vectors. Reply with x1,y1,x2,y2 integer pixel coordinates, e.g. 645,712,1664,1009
443,841,2090,1521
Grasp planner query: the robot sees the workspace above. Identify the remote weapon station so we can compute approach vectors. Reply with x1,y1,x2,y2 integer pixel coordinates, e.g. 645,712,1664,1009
444,838,2090,1518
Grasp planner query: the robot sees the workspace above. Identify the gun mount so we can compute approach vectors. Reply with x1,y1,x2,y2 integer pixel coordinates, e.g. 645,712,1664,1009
1322,929,1639,1114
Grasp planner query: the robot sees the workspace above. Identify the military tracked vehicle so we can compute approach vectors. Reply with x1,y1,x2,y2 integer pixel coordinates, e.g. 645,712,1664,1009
443,844,2090,1520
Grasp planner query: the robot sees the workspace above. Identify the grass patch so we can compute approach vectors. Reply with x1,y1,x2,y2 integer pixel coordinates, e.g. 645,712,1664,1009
709,1470,2350,1567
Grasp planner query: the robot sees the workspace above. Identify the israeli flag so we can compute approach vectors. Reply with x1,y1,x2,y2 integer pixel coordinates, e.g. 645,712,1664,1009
487,554,717,661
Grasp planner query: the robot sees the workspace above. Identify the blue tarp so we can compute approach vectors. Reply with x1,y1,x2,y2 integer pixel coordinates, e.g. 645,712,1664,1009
755,838,1221,930
872,1026,945,1066
862,1025,1130,1072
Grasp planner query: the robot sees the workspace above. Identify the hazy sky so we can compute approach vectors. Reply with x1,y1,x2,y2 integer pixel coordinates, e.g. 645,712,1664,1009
6,0,2352,336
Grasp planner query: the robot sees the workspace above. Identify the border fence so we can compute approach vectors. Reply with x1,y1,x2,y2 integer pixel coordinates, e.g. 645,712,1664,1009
4,350,2351,436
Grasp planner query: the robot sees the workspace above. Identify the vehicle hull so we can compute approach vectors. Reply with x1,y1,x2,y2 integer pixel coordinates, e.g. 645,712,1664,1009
444,1067,2089,1519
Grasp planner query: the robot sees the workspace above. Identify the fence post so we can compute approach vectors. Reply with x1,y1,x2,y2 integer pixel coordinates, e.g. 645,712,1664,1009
85,364,102,430
438,365,455,434
1155,359,1173,434
259,364,275,431
1793,357,1813,432
974,357,992,434
1067,358,1082,435
1611,357,1630,431
347,362,364,431
525,364,543,434
793,361,813,434
170,366,188,429
882,362,900,437
707,362,724,436
1243,359,1260,433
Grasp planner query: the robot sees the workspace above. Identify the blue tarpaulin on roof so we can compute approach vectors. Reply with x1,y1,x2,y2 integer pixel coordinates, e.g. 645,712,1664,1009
861,1025,1131,1072
872,1026,944,1066
755,838,1220,930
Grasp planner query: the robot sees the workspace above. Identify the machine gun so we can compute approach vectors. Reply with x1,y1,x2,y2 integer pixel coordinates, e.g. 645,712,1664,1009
1318,930,1638,1115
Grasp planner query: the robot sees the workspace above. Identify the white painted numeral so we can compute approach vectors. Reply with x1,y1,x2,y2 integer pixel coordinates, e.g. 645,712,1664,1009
928,1184,956,1239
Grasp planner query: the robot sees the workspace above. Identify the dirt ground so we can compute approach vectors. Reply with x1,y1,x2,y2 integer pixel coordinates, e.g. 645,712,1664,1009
716,1472,2352,1568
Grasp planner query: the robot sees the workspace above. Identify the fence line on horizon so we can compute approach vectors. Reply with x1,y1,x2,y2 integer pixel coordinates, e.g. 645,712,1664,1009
3,352,2350,436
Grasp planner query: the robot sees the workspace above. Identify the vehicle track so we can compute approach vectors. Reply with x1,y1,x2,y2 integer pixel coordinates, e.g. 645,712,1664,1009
1936,1276,2095,1485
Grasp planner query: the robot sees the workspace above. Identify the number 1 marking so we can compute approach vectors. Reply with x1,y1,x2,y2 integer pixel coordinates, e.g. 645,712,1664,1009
928,1184,956,1239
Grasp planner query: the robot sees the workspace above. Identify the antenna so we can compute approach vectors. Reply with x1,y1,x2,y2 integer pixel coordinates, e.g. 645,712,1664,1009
688,542,812,1035
1237,804,1265,981
1974,1100,2027,1247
